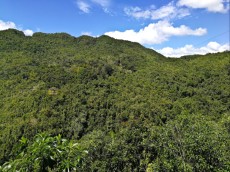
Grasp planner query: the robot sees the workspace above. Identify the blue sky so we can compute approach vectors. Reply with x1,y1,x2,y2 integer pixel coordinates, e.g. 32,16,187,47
0,0,229,57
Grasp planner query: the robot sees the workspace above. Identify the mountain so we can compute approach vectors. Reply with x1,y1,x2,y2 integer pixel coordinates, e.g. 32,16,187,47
0,29,229,171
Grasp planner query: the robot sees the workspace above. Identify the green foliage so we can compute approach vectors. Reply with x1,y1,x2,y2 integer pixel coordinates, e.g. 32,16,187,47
147,114,230,171
0,29,229,171
0,134,87,172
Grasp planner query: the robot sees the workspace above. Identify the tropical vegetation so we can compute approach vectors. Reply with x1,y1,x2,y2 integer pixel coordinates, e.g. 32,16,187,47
0,29,229,171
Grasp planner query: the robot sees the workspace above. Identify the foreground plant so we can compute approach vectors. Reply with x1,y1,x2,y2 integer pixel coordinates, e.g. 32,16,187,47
0,133,87,172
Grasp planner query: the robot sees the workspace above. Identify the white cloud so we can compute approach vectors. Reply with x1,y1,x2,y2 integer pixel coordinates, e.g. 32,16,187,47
105,20,206,45
0,20,16,30
124,7,151,19
81,31,92,36
76,0,90,13
124,2,190,20
91,0,110,7
156,42,230,57
177,0,229,13
91,0,111,13
76,0,111,13
0,20,34,36
23,29,34,36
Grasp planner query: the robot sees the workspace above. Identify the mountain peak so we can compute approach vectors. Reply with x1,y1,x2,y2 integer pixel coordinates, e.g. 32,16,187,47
0,28,25,37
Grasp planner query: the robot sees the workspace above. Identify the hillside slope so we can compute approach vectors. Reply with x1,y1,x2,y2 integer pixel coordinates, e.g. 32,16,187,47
0,29,230,171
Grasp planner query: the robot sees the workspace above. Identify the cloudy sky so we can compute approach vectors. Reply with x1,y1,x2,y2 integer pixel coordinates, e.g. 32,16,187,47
0,0,229,57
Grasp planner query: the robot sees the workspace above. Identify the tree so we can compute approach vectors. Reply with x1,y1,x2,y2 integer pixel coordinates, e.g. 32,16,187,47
0,133,87,172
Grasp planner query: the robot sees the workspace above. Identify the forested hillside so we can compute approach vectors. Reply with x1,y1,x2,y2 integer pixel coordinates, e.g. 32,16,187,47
0,29,229,171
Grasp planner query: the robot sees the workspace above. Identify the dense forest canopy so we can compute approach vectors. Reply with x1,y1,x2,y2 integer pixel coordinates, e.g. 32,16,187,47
0,29,230,171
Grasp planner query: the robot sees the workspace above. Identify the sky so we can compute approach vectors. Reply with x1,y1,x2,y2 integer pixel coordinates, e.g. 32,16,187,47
0,0,229,57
